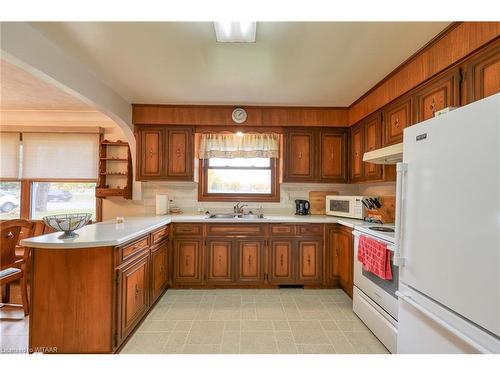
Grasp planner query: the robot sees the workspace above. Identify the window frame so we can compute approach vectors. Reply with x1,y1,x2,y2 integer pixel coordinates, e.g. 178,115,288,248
0,178,102,222
198,157,280,202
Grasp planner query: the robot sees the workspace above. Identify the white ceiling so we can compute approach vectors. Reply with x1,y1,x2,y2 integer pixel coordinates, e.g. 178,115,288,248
31,22,451,107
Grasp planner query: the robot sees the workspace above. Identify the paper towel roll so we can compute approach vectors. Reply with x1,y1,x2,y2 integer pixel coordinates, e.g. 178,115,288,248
155,194,169,215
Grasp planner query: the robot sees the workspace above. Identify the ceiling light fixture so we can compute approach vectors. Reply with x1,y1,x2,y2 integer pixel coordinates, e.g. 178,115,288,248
213,21,256,43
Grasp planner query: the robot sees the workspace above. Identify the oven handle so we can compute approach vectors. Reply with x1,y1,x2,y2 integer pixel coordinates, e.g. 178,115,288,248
389,162,407,266
396,291,492,354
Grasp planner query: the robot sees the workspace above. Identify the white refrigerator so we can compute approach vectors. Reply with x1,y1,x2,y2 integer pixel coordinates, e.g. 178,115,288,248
393,93,500,353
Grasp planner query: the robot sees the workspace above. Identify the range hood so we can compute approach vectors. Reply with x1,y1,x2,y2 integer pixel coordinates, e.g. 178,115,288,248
363,143,403,164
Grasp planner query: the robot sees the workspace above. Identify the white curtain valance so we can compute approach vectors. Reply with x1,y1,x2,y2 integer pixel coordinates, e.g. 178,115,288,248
198,133,279,159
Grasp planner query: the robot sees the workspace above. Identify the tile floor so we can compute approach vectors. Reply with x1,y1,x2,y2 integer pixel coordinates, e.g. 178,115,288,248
121,288,389,354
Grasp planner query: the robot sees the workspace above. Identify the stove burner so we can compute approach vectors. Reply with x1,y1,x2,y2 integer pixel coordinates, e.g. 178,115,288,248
368,226,395,233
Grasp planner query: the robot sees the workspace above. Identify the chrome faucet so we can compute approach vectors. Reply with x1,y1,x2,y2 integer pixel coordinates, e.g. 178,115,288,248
233,202,248,215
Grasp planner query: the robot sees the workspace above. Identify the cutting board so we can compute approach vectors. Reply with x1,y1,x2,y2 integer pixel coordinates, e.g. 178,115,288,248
309,191,338,215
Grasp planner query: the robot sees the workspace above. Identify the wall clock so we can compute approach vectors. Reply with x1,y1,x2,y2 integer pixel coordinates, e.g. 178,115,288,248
232,108,247,124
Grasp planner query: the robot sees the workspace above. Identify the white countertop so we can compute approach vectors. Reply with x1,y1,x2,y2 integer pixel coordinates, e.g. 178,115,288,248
20,214,368,249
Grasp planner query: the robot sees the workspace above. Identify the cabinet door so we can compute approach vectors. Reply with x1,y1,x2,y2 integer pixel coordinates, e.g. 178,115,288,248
364,113,383,180
167,128,193,179
466,42,500,103
413,69,461,123
206,239,233,284
349,122,364,182
382,97,412,146
284,130,315,181
326,226,340,286
338,228,353,298
150,243,168,303
173,239,203,284
138,128,164,179
117,253,150,342
236,240,264,284
297,239,322,284
318,130,347,182
269,240,295,284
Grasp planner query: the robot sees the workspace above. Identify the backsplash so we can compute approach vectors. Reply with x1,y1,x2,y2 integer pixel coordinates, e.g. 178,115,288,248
102,181,396,220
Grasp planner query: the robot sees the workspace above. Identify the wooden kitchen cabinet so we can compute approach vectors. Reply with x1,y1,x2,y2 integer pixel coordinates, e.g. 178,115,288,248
150,242,168,303
235,239,265,284
172,238,204,284
336,226,353,298
206,239,234,284
283,129,315,181
166,128,193,179
136,126,193,181
466,41,500,103
138,128,164,178
364,113,383,181
117,252,150,343
318,129,347,182
413,68,461,123
269,239,295,284
349,122,365,182
297,239,322,283
382,97,412,146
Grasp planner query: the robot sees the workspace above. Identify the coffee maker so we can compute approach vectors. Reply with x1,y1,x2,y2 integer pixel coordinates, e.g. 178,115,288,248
295,199,310,215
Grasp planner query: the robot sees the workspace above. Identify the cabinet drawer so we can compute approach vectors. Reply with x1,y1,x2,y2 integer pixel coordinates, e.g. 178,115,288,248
119,236,150,263
207,224,264,237
270,224,295,236
296,224,323,236
151,225,169,245
173,223,203,236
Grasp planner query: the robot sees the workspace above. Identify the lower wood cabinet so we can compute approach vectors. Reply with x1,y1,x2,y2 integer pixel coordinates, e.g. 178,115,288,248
173,238,204,284
117,251,150,344
206,239,233,284
328,225,354,297
297,239,322,283
236,239,265,284
150,242,168,303
269,239,295,284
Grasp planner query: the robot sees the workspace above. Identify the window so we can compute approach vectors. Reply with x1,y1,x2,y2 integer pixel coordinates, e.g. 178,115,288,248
0,181,21,219
31,182,97,220
200,157,279,202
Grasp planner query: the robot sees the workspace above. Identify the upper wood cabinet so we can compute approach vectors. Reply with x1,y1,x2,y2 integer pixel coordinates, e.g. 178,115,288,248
466,41,500,103
382,97,412,146
318,130,347,182
413,68,461,123
364,113,383,181
349,122,365,183
136,126,194,181
283,129,315,181
284,128,348,183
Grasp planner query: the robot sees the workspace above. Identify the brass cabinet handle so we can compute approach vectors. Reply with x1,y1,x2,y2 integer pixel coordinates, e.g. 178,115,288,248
307,255,311,266
298,152,302,159
218,255,222,265
280,254,284,266
185,255,189,266
135,284,140,298
149,149,154,158
248,255,252,265
395,117,400,128
176,148,181,157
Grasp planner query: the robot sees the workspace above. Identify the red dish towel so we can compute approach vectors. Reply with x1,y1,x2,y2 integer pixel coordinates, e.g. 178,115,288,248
358,235,392,280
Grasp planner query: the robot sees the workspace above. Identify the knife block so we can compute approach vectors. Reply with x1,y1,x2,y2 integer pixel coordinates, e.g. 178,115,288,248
365,196,396,224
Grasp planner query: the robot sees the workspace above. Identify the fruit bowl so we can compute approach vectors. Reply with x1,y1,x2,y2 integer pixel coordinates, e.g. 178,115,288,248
43,213,92,239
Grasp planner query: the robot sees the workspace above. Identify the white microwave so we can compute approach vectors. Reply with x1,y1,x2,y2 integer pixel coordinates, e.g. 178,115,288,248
325,195,370,219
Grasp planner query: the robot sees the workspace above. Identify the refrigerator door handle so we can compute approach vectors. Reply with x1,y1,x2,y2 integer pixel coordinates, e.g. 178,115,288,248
396,291,492,354
391,162,407,266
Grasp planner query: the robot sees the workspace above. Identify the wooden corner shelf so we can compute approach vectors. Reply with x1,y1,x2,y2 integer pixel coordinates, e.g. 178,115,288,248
97,138,132,199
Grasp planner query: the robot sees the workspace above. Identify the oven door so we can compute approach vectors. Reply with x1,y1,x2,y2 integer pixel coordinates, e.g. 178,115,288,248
353,232,399,320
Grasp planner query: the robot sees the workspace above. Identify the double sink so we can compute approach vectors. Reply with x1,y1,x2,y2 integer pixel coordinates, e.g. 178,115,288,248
206,213,265,219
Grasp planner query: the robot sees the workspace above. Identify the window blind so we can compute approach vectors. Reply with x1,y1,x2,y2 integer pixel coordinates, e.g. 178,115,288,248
22,133,99,179
0,132,21,179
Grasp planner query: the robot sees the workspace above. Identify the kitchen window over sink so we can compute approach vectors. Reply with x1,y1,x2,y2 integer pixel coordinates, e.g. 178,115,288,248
198,133,280,202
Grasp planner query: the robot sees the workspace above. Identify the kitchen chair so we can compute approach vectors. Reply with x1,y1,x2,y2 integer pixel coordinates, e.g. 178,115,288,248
0,219,35,315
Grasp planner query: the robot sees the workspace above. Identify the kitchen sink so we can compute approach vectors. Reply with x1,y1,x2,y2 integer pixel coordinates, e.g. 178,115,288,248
206,213,265,219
